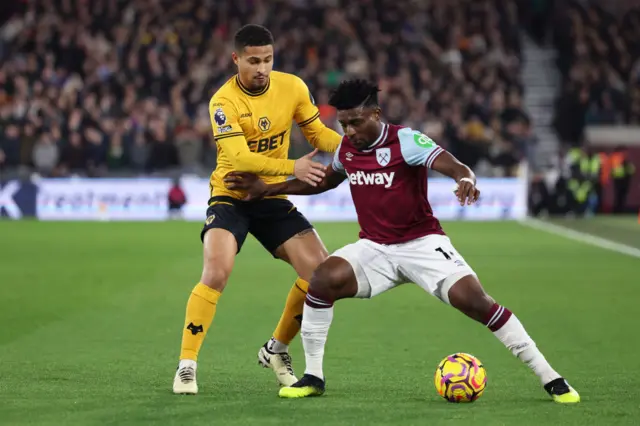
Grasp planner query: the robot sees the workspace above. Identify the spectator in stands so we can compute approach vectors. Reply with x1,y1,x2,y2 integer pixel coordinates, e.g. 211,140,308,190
106,131,127,171
147,121,178,172
0,122,20,169
611,145,636,213
32,131,59,176
60,132,86,176
19,122,37,167
553,2,640,144
129,132,149,173
175,118,203,174
168,178,187,220
0,0,529,178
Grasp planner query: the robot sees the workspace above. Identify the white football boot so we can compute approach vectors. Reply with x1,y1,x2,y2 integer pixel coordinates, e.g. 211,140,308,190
258,343,298,387
173,360,198,395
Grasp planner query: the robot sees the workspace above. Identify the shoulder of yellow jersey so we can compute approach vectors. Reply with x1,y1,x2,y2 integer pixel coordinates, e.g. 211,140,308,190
270,70,302,85
271,71,312,100
209,76,238,106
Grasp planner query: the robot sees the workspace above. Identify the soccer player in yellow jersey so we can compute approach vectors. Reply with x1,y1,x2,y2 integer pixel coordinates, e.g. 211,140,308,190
172,24,343,395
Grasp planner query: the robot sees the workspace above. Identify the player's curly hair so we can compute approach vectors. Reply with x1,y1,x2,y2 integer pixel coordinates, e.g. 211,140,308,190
329,80,380,110
234,24,274,51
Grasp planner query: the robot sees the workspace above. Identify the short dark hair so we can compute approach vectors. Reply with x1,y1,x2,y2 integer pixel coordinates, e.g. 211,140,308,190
234,24,274,51
328,80,380,111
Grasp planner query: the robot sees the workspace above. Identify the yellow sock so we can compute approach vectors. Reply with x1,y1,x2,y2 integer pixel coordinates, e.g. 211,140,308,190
180,282,221,361
272,278,309,345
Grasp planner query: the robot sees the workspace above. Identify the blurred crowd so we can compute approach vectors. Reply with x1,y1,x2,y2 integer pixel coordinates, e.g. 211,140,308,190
0,0,530,178
553,1,640,146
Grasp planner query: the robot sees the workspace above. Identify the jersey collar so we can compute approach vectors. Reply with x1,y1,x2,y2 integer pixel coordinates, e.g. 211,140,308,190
362,123,389,152
236,75,270,97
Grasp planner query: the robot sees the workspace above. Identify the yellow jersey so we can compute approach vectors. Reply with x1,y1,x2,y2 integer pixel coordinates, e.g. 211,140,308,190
209,71,342,199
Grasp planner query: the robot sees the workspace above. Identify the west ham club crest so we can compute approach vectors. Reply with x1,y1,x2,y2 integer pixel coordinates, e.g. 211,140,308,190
376,148,391,167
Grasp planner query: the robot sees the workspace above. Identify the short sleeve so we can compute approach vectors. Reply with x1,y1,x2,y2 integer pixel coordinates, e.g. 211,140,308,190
332,142,346,174
397,127,445,168
210,97,243,141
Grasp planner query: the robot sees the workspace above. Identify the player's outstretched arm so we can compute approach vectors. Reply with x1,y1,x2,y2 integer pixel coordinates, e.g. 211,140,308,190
431,151,480,206
225,165,346,200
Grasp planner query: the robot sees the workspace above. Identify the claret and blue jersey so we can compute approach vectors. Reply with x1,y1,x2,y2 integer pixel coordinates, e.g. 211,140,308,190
332,123,447,244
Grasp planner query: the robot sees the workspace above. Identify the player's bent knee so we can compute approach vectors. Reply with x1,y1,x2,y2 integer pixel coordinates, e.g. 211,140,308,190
309,256,357,302
200,249,234,291
309,264,335,293
200,265,231,292
447,274,495,323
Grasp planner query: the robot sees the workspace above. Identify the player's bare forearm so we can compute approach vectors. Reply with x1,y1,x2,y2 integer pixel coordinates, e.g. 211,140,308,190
266,180,327,196
225,166,345,199
269,172,342,196
431,151,480,206
431,151,475,183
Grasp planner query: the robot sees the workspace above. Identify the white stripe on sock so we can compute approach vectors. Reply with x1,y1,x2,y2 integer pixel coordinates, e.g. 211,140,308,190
487,306,504,328
306,294,332,307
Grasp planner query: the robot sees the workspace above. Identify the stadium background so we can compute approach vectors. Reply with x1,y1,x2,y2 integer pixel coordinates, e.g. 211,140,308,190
1,1,639,425
1,0,639,221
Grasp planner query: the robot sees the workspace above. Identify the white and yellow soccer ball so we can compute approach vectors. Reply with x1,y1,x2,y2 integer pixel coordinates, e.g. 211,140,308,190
434,353,487,403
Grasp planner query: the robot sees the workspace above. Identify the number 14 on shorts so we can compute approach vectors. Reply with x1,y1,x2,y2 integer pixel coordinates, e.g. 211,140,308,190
435,246,465,267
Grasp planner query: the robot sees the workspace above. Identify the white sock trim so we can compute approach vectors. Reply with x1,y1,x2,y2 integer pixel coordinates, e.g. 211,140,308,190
487,306,504,328
301,303,333,380
178,359,197,370
306,293,333,307
267,337,289,354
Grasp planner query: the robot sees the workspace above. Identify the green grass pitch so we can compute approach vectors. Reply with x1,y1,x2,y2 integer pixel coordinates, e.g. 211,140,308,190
1,220,639,425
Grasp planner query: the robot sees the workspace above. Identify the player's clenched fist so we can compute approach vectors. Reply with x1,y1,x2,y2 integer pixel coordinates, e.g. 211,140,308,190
454,177,480,206
294,149,326,187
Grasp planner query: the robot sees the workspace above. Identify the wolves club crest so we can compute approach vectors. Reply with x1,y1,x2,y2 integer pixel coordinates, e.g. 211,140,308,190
214,108,226,126
376,148,391,167
258,116,271,132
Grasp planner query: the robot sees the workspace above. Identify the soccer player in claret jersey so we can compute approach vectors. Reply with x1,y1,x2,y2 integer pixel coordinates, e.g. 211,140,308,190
225,80,581,404
172,25,344,395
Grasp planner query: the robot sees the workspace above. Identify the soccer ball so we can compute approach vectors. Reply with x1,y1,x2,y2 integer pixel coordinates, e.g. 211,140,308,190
434,353,487,403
